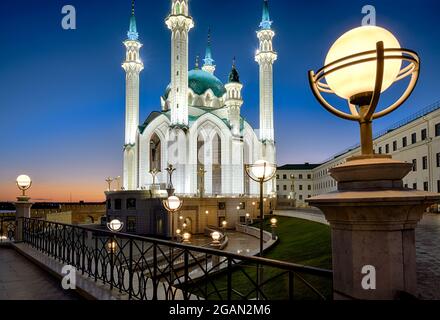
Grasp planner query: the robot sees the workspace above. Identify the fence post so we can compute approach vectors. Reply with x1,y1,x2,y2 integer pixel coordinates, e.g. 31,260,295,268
14,199,33,242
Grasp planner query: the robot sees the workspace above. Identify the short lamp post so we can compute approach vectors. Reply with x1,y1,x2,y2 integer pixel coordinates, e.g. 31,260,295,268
307,25,440,299
211,231,222,271
245,213,251,226
15,175,33,241
162,195,183,241
270,218,277,240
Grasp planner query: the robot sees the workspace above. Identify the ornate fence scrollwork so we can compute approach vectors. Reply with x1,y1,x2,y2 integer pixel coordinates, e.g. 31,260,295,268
20,217,332,300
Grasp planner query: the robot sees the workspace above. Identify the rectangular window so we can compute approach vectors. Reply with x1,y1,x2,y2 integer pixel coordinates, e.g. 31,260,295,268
283,185,287,191
424,182,429,192
115,199,122,210
421,129,427,141
307,174,312,179
438,180,440,193
299,185,303,191
283,174,287,180
404,184,409,188
385,144,389,154
402,137,407,148
127,217,136,233
411,133,417,144
299,174,303,179
308,185,312,191
413,183,417,190
412,159,417,172
127,198,136,210
423,156,428,170
276,174,279,179
378,147,382,154
277,185,280,191
437,153,440,167
436,123,440,137
393,141,397,151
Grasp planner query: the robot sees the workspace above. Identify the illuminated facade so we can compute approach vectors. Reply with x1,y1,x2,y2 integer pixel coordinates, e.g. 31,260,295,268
122,0,277,197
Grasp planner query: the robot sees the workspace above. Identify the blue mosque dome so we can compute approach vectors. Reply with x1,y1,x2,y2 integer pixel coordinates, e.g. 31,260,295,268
163,69,226,99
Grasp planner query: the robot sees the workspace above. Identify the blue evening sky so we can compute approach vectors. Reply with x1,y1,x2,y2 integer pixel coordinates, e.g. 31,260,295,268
0,0,439,201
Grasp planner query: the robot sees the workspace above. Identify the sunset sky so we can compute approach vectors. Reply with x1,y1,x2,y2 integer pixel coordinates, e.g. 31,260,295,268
1,0,439,202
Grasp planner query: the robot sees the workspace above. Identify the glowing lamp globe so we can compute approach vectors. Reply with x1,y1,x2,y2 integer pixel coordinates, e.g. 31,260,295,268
168,196,181,210
16,175,32,190
270,218,278,226
325,26,401,101
176,229,182,235
183,232,191,243
222,220,228,228
251,160,276,180
107,219,124,232
211,231,221,243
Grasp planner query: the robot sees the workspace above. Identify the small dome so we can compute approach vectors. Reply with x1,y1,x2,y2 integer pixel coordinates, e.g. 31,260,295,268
163,69,226,99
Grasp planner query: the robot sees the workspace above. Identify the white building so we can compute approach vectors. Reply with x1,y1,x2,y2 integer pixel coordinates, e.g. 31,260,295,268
122,0,277,197
277,101,440,208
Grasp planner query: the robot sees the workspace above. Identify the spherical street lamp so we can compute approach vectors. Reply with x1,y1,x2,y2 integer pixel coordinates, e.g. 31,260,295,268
162,195,183,241
16,175,32,197
107,219,124,232
211,231,222,246
245,160,276,257
309,25,420,156
270,217,278,227
183,232,191,243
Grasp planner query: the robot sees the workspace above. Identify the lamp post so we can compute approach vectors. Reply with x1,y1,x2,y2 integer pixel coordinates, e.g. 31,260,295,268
114,176,121,191
15,175,33,241
270,218,277,240
245,160,276,257
307,25,440,299
149,168,160,194
162,195,183,241
165,164,176,197
105,177,114,192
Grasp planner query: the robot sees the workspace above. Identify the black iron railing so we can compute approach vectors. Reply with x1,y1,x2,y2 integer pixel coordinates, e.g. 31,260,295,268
20,217,333,300
0,216,16,242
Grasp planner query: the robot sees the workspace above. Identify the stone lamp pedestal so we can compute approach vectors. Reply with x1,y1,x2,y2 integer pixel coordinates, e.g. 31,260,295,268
307,156,440,300
15,196,33,242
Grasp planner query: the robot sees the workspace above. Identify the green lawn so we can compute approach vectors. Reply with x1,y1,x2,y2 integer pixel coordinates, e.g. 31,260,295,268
186,216,333,300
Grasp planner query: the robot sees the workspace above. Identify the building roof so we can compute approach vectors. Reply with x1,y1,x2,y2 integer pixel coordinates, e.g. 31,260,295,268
277,163,321,171
163,69,226,100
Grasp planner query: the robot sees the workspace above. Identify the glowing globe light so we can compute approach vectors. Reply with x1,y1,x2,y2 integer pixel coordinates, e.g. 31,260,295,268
183,232,191,243
270,217,278,227
107,219,124,232
167,196,181,211
211,231,221,244
222,220,228,228
176,229,182,235
250,160,276,181
16,175,32,196
325,26,401,101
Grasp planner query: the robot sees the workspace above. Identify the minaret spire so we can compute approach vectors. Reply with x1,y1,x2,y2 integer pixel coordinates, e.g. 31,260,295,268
127,0,139,40
122,0,144,190
260,0,273,30
165,0,194,127
202,28,216,74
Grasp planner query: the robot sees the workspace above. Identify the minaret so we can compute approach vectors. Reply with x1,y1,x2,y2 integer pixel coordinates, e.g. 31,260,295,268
255,0,277,144
122,0,144,190
165,0,194,127
202,29,216,74
225,59,243,137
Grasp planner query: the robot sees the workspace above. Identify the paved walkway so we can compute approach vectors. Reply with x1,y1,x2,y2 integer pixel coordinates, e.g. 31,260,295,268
275,209,440,300
0,247,80,300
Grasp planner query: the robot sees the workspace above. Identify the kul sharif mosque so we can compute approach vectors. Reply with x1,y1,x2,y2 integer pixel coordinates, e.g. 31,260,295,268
121,0,277,197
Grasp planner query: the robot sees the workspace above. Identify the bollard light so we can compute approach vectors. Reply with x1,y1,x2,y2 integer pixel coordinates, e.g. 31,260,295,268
211,231,222,245
16,175,32,196
270,217,278,228
183,232,191,243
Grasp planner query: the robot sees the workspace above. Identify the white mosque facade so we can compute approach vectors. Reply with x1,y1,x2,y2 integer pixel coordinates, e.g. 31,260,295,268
122,0,277,197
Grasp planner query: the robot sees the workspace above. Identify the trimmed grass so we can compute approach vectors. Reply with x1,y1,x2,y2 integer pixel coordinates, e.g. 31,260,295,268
187,216,333,300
